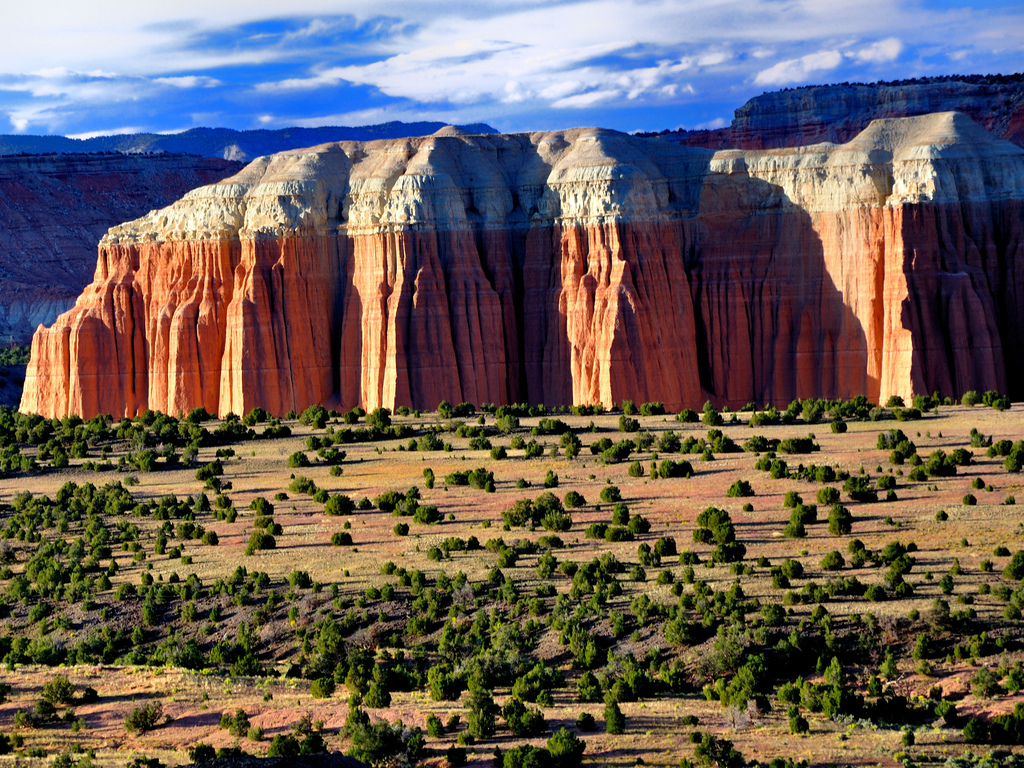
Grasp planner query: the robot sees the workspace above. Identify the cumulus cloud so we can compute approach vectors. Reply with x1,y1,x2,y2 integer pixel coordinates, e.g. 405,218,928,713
754,49,843,86
0,0,1022,134
696,117,729,129
66,126,146,139
153,75,222,88
853,37,903,63
552,89,622,109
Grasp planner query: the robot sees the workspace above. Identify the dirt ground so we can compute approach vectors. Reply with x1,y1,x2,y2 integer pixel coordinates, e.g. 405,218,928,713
0,402,1022,766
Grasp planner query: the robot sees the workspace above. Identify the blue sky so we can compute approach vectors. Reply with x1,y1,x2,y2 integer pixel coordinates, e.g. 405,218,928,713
0,0,1022,137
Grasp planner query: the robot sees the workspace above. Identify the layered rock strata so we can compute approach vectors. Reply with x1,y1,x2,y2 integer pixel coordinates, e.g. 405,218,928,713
676,76,1024,150
21,114,1024,418
0,153,242,344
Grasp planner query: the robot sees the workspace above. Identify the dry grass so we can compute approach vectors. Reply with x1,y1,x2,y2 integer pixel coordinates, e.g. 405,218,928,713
0,403,1022,766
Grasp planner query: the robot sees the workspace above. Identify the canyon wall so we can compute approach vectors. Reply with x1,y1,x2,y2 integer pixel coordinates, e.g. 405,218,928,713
0,153,242,344
20,114,1024,419
674,76,1024,150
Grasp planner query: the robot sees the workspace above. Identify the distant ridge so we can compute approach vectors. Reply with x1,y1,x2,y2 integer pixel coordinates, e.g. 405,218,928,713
0,122,499,162
639,72,1024,150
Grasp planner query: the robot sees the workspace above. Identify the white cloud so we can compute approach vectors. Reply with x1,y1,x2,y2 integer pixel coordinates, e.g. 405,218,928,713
552,89,622,109
853,37,903,63
696,117,728,129
0,0,1022,133
697,51,730,67
754,49,843,86
153,75,221,88
66,126,145,139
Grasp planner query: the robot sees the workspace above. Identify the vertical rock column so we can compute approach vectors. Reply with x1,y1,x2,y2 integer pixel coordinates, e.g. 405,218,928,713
219,233,342,416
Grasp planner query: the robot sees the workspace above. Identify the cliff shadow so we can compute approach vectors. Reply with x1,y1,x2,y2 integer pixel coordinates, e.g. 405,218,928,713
897,200,1024,401
685,166,874,407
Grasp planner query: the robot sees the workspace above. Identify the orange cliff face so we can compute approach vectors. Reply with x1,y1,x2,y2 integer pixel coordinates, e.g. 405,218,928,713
20,115,1024,419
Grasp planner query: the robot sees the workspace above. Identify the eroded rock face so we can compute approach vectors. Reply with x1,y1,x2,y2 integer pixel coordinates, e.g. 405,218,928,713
0,153,242,344
678,77,1024,150
21,115,1024,418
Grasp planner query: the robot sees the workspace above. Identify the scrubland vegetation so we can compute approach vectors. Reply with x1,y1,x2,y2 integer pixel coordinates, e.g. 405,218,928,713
0,392,1021,767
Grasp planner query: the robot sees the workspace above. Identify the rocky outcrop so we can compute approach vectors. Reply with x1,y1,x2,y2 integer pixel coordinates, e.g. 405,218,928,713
0,153,242,344
21,115,1024,418
673,75,1024,150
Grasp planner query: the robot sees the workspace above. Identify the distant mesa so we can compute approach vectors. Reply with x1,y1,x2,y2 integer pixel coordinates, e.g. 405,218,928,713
0,121,500,162
0,152,243,346
20,112,1024,420
653,73,1024,150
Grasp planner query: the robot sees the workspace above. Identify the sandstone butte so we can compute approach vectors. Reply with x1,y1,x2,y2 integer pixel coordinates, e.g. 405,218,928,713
19,113,1024,420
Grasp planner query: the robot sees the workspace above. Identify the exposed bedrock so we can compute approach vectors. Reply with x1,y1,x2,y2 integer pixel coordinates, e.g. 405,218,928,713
677,76,1024,150
0,153,242,345
21,114,1024,418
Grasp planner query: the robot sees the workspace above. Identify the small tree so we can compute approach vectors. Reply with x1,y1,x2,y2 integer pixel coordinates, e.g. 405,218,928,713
548,727,586,768
467,686,498,738
220,708,250,736
124,701,164,734
604,697,625,734
41,675,75,705
821,551,845,571
310,678,335,699
726,480,754,498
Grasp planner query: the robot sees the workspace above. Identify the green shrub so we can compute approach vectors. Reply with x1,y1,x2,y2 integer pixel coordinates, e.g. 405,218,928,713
413,506,442,525
604,698,625,734
778,436,819,454
548,726,587,767
324,494,355,516
287,452,310,468
828,505,853,535
726,480,754,498
619,415,640,433
124,701,164,734
564,491,586,508
817,486,840,505
821,551,845,571
658,459,694,479
220,708,251,737
245,530,276,556
678,409,698,423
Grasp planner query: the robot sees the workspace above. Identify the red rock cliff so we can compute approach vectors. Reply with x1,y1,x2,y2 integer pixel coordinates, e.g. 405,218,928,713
20,115,1024,418
0,153,242,345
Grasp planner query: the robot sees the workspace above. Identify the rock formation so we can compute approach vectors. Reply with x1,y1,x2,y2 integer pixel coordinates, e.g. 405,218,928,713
0,153,242,344
672,75,1024,150
21,114,1024,419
